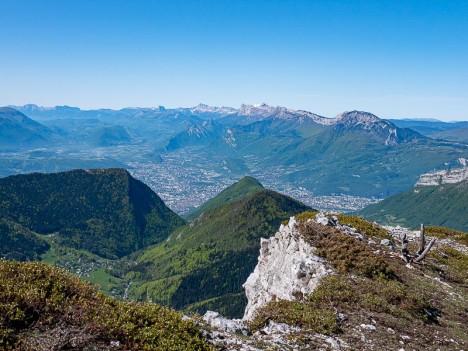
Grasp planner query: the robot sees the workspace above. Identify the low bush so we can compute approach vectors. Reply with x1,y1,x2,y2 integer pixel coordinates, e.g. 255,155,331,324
425,226,468,246
336,215,392,240
299,221,395,279
0,260,212,350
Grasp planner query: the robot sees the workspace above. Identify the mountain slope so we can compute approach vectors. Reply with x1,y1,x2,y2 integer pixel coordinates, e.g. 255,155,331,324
0,107,56,148
0,219,50,261
161,107,467,198
360,180,468,231
0,260,210,350
5,104,468,203
88,125,132,146
184,176,265,221
240,213,468,350
126,189,311,318
333,111,425,145
277,113,466,197
0,169,185,258
431,126,468,143
166,118,224,151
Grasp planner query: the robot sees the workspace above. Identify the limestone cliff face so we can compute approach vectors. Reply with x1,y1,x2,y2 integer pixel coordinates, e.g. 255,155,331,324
242,217,331,321
415,166,468,186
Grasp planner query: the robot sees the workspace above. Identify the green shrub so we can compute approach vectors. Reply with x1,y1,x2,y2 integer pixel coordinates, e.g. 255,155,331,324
295,211,319,223
425,226,468,246
0,260,212,350
248,299,339,335
430,246,468,283
337,215,392,240
299,221,395,279
250,273,435,335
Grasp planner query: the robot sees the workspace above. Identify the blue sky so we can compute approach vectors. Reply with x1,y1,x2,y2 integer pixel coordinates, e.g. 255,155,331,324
1,0,467,121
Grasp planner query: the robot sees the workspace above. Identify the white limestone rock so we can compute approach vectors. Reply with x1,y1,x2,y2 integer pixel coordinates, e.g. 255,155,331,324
316,212,332,226
415,166,468,186
203,311,248,335
360,324,377,331
261,321,301,335
242,217,332,321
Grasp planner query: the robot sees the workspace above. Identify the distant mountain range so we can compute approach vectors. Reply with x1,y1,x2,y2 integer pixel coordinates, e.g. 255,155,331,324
2,103,468,206
0,107,58,148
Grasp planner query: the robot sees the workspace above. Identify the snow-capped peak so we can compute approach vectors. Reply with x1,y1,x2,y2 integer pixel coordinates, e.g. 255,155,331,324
238,103,334,125
190,104,237,115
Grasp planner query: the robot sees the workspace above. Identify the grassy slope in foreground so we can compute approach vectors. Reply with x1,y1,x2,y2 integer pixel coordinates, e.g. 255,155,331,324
184,175,264,221
359,180,468,232
127,189,311,318
0,260,211,351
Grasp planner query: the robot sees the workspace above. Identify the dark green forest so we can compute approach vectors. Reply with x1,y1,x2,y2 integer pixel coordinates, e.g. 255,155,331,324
184,175,264,221
0,169,185,258
360,180,468,232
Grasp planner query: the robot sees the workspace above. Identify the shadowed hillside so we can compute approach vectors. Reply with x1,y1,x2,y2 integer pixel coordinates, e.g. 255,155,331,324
360,180,468,232
0,169,185,258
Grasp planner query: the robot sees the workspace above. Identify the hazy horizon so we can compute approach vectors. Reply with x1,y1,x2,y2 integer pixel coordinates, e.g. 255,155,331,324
1,0,467,121
6,102,468,123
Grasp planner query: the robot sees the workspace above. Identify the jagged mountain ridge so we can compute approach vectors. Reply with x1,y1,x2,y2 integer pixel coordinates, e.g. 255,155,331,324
12,102,424,128
5,104,468,200
173,104,425,147
334,110,425,145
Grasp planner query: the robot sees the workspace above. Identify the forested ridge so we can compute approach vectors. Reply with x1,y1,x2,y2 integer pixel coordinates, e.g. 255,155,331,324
0,168,185,258
360,180,468,232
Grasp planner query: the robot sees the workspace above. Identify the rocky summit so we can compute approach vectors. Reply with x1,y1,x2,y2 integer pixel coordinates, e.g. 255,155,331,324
200,212,468,350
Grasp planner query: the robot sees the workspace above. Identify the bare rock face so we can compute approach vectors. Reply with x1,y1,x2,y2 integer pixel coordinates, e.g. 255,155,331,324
415,166,468,186
242,217,331,321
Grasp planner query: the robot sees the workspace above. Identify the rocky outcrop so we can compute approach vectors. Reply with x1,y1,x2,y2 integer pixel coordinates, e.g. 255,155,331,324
384,225,468,255
242,217,332,321
202,311,248,335
199,214,467,350
201,311,346,351
415,166,468,186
